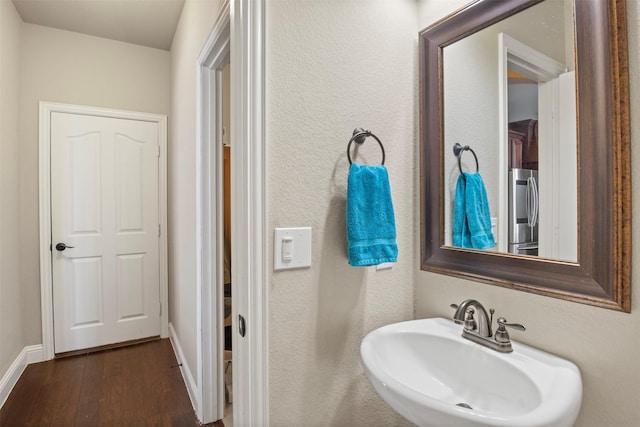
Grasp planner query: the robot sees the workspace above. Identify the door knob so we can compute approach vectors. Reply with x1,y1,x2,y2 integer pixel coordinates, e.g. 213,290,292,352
55,242,75,251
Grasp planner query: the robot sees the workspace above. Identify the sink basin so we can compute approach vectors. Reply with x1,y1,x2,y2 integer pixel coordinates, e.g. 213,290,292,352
360,318,582,427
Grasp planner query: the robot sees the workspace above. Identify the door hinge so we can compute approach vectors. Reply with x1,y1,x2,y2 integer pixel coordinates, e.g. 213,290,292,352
157,145,161,158
158,224,161,237
159,302,162,316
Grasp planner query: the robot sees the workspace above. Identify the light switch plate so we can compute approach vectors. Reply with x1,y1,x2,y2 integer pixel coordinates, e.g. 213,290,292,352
274,227,312,271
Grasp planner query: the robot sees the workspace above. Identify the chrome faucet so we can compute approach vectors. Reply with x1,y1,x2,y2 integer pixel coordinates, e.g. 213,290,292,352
450,299,525,353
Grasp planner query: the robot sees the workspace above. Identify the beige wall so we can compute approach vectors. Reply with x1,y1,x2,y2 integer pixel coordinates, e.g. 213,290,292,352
0,0,25,378
266,0,416,425
18,24,171,347
169,0,223,384
416,1,640,426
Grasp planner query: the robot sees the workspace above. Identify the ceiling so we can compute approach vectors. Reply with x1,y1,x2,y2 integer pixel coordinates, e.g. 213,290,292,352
12,0,185,51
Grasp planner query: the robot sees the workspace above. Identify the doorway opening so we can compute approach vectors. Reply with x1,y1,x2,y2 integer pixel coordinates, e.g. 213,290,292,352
498,33,577,260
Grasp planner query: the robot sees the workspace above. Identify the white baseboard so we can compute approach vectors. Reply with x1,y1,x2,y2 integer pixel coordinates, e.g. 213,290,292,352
168,323,199,414
0,344,44,409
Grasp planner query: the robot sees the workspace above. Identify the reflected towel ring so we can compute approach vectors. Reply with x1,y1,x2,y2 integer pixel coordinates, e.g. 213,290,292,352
453,143,479,175
347,128,386,165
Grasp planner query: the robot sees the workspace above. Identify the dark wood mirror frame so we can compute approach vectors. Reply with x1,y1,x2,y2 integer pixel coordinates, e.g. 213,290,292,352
419,0,631,312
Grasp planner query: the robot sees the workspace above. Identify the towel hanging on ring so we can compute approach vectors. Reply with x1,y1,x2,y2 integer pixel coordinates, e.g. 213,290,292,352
453,171,495,250
345,129,398,266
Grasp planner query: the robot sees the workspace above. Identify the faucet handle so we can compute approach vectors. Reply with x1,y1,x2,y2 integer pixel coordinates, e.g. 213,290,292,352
496,317,526,331
494,317,525,345
450,304,464,324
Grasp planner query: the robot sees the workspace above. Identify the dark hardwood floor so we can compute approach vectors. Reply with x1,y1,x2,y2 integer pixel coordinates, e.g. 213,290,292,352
0,339,223,427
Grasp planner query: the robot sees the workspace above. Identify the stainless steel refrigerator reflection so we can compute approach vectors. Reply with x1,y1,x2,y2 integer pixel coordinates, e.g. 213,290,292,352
508,169,539,255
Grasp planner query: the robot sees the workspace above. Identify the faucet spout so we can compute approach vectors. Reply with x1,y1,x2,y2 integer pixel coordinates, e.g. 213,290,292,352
452,299,492,337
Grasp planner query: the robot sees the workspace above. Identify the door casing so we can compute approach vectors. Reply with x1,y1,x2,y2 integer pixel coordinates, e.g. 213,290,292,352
195,0,267,424
195,2,230,421
39,101,169,361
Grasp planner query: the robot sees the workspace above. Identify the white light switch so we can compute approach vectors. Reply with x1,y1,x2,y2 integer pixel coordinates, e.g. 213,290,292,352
274,227,312,271
282,236,294,261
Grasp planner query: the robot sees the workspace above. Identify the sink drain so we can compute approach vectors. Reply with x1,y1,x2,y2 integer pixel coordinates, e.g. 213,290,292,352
456,403,473,409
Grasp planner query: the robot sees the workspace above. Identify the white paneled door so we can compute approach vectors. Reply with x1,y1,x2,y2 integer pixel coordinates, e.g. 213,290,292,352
51,112,161,353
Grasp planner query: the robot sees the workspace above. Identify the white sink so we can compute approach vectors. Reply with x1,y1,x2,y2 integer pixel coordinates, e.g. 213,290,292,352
360,318,582,427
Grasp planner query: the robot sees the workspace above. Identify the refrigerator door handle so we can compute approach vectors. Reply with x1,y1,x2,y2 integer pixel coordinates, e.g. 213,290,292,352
526,176,539,227
526,177,535,227
532,177,539,226
526,177,532,227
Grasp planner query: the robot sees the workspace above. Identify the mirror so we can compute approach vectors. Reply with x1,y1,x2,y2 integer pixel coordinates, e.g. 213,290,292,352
419,0,631,312
442,0,577,261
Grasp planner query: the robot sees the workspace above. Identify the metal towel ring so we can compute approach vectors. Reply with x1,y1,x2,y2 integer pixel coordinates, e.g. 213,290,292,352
453,143,479,175
347,128,386,165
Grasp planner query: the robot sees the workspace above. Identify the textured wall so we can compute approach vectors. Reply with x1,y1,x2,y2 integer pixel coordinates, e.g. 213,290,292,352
416,1,640,426
0,0,25,379
19,24,171,347
266,0,415,425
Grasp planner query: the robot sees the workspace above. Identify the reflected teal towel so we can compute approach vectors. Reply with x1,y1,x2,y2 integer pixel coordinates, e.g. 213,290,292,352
347,163,398,266
453,172,495,250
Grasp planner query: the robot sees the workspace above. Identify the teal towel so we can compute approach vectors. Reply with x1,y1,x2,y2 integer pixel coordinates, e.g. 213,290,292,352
453,172,495,250
347,163,398,266
453,175,472,248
